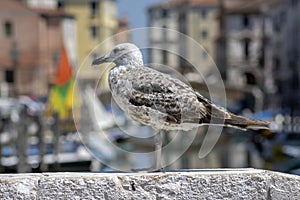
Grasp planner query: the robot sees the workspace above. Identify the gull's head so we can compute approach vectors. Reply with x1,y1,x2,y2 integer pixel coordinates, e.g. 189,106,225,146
92,43,143,67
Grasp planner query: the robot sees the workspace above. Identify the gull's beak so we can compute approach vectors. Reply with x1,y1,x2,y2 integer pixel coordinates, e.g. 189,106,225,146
92,53,110,65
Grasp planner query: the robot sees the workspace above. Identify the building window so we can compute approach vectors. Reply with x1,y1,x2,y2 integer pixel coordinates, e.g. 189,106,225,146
201,9,207,19
179,13,186,32
244,72,256,85
162,50,168,65
291,0,298,6
274,57,280,71
90,26,99,40
244,38,251,60
161,8,169,18
179,13,186,21
162,25,167,40
3,21,13,38
57,0,64,9
243,15,249,27
5,69,15,83
201,30,208,39
279,11,286,25
273,15,281,32
90,1,99,17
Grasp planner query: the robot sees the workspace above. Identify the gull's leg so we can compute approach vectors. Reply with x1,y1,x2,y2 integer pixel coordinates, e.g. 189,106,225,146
130,130,163,172
152,130,163,171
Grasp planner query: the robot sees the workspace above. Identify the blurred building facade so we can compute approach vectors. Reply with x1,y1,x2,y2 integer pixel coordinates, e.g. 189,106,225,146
57,0,117,65
0,0,74,97
148,0,220,75
216,0,281,113
217,0,300,115
217,0,265,87
23,0,78,68
56,0,117,84
267,0,300,115
0,0,119,97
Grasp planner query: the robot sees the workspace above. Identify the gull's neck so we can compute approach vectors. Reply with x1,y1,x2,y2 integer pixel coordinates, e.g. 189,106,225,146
114,51,143,67
116,59,143,67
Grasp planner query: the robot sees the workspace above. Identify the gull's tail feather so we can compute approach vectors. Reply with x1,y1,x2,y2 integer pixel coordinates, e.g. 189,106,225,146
196,93,270,131
224,113,270,131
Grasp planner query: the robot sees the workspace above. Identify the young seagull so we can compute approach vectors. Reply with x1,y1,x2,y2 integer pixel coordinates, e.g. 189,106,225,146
92,43,270,170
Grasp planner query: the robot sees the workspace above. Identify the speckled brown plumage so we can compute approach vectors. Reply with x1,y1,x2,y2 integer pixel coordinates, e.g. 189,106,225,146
93,43,270,131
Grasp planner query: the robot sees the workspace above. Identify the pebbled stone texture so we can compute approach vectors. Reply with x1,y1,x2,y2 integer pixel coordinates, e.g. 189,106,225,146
0,169,299,199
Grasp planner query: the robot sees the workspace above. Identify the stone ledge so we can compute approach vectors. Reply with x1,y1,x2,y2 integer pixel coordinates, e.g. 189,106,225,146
0,169,299,199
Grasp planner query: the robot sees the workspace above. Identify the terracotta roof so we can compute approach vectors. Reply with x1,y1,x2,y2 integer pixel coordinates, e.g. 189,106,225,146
149,0,220,9
223,0,282,14
189,0,220,6
33,8,74,18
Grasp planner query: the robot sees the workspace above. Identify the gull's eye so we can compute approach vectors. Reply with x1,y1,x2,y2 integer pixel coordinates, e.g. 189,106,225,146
113,48,118,54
